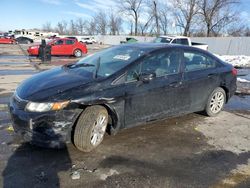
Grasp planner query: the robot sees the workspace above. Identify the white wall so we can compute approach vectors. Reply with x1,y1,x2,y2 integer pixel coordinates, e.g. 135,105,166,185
94,35,250,56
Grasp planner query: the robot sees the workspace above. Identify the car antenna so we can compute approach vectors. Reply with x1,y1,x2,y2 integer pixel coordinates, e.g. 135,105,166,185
93,57,101,79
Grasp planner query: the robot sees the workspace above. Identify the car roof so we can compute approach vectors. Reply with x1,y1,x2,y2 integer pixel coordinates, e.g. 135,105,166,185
159,35,189,39
121,42,200,52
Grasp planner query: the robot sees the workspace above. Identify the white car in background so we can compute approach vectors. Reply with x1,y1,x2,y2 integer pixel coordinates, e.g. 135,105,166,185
154,35,208,51
79,37,96,44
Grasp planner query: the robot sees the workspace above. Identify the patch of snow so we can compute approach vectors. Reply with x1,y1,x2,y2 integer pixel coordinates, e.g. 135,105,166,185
215,55,250,67
237,78,250,83
100,169,119,180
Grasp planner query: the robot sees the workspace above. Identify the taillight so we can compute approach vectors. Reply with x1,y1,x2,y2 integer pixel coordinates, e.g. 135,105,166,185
231,68,237,76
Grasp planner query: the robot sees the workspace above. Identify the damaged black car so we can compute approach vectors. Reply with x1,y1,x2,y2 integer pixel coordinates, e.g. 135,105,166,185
9,43,237,152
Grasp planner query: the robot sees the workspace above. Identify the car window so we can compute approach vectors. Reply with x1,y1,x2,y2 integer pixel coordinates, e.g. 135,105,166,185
126,50,181,82
172,39,177,44
142,51,181,77
66,39,75,45
180,39,189,45
184,51,216,72
126,63,141,82
154,37,171,43
54,39,64,45
76,45,149,78
172,39,188,45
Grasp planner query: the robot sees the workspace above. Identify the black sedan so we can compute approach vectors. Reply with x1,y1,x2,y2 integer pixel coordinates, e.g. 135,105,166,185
9,43,237,152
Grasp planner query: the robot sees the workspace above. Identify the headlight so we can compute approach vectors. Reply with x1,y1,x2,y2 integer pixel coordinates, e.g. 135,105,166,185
26,101,69,112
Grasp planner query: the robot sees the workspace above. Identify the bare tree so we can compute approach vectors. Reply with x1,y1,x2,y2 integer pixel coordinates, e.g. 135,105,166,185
42,22,52,32
172,0,200,36
76,18,86,35
199,0,239,37
244,27,250,37
56,20,67,34
109,12,123,35
119,0,144,35
69,20,78,35
93,11,108,35
86,19,97,35
153,1,160,35
158,7,169,35
129,20,134,35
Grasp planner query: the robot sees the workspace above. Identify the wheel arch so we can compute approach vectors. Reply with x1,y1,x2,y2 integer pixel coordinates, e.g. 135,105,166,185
73,48,82,56
70,102,120,143
219,85,229,103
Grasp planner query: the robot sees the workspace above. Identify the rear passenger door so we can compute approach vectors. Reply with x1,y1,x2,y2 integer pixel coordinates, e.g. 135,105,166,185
182,50,220,112
64,39,75,55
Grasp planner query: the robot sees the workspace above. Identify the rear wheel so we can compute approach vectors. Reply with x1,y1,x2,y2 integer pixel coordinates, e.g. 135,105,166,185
73,49,82,57
73,105,108,152
205,87,226,117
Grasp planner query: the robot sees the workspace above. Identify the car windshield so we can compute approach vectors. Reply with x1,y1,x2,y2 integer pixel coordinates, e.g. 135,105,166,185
72,45,148,78
154,37,172,43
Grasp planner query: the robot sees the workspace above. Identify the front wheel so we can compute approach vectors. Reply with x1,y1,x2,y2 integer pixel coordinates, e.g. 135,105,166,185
73,49,82,57
73,106,108,152
205,87,226,117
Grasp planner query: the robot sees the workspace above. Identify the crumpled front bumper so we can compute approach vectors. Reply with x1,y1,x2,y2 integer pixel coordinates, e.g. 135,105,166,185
8,96,82,148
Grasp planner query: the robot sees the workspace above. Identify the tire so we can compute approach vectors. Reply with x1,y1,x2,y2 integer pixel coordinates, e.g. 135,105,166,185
73,49,82,57
205,87,226,117
73,105,108,152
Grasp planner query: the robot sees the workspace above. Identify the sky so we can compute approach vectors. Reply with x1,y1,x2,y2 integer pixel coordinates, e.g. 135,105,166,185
1,0,250,32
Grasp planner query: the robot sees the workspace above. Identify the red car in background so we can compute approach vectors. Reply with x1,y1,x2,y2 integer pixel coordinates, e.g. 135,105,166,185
27,38,88,57
0,37,16,44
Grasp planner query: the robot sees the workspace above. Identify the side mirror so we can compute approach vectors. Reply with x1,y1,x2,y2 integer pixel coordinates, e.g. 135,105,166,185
139,72,156,83
51,43,55,46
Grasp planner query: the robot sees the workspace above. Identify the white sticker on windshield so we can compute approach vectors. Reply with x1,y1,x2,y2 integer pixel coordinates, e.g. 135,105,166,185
113,55,131,61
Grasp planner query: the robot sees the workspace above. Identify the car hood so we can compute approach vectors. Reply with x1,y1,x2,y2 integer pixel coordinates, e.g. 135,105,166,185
16,66,95,101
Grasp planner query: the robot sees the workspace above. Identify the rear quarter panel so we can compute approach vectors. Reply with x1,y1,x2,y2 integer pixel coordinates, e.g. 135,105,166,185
218,64,237,101
76,42,87,54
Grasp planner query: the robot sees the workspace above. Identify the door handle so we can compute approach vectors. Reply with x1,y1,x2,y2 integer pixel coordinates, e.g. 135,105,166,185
208,73,217,78
169,81,180,87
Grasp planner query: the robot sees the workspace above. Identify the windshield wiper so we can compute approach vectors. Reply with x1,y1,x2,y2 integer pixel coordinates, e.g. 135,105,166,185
93,57,100,79
63,63,95,69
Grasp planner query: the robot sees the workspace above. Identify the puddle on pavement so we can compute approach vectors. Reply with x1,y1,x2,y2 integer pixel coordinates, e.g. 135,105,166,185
0,69,38,75
237,68,250,81
0,95,11,129
225,95,250,111
0,62,30,65
0,55,28,59
0,96,10,104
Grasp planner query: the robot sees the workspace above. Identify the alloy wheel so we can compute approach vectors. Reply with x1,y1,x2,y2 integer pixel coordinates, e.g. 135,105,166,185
209,91,225,114
90,114,107,146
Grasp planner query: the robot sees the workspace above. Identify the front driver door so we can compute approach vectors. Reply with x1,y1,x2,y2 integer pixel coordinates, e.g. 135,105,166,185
124,49,188,127
51,39,64,55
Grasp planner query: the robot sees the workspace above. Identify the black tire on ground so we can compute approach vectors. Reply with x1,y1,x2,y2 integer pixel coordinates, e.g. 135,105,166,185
205,87,226,117
73,105,108,152
73,49,82,57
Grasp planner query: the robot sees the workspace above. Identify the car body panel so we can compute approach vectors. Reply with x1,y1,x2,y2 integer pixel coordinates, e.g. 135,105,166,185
0,37,16,44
